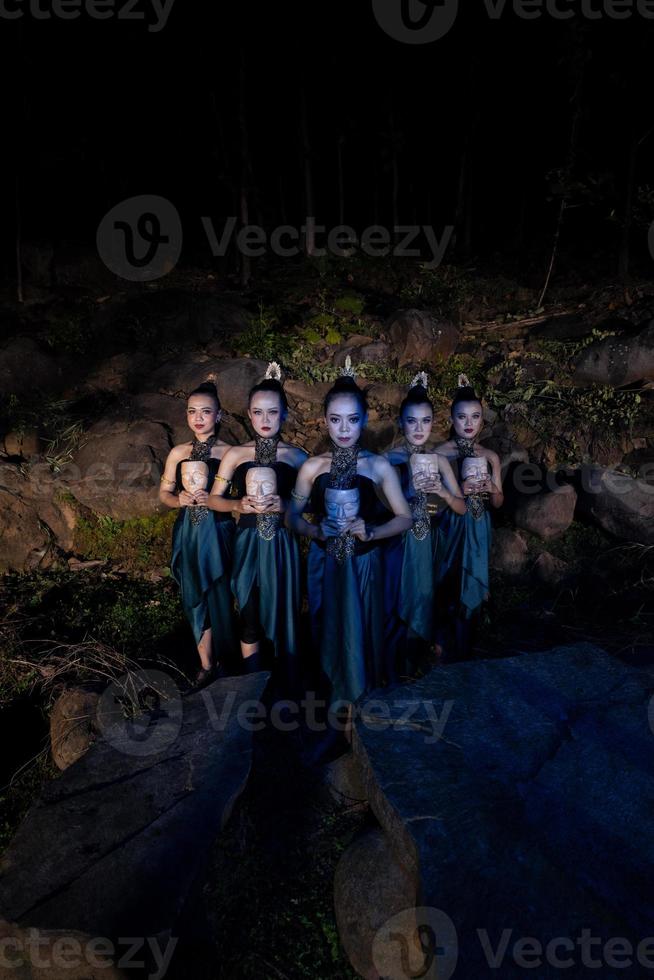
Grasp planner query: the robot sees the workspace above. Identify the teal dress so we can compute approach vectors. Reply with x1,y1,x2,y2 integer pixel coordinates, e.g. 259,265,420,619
170,458,238,666
307,474,392,705
384,461,445,656
230,460,302,661
436,495,492,619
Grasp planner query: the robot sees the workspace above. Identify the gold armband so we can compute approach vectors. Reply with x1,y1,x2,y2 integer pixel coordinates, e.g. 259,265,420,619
160,476,176,487
291,488,308,504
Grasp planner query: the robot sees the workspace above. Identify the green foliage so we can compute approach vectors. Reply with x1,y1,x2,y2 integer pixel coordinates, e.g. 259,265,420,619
1,569,184,662
399,264,474,317
486,343,642,465
38,312,92,355
234,302,293,361
74,511,177,573
333,292,365,315
0,396,86,470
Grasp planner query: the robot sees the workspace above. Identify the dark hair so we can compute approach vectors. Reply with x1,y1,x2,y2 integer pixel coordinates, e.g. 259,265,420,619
187,381,221,436
323,376,369,417
450,384,482,417
188,380,221,410
400,383,433,418
449,380,483,439
248,378,289,415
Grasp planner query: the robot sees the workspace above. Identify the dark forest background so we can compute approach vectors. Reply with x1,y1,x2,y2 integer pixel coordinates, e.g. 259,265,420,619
3,1,654,284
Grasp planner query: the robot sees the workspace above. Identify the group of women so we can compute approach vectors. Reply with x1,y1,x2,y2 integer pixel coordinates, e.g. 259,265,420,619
159,360,504,710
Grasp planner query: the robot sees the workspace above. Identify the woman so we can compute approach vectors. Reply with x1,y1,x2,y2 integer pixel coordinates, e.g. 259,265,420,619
286,365,412,708
208,363,307,676
159,380,238,687
434,374,504,660
383,373,465,673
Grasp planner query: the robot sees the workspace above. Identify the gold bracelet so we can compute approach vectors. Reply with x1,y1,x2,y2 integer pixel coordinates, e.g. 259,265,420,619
160,476,175,486
291,489,308,503
214,475,230,486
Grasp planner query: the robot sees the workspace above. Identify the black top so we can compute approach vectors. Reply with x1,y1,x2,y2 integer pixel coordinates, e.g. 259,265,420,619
309,472,392,554
232,459,299,529
175,457,232,523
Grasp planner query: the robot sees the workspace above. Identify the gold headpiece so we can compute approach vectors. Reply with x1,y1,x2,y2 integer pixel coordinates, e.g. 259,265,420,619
457,373,471,388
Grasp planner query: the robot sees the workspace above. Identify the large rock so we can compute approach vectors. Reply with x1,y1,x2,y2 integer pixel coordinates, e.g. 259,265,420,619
0,461,58,572
576,465,654,544
573,321,654,386
0,672,269,949
65,418,170,519
50,687,101,771
489,528,529,576
334,827,416,980
348,645,654,979
387,309,460,367
531,550,570,588
513,483,576,539
212,358,270,416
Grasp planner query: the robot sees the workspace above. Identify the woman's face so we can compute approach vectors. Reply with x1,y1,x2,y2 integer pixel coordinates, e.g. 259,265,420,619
187,394,220,439
248,391,284,438
325,393,365,448
400,401,433,448
450,400,483,440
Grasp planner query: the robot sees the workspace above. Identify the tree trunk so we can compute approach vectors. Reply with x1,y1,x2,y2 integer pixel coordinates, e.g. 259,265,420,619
300,89,315,256
238,55,252,286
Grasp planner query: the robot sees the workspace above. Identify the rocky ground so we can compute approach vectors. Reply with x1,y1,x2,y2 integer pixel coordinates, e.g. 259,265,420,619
1,254,653,977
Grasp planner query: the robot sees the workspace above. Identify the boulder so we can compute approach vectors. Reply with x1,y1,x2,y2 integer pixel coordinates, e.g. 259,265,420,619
50,688,101,770
2,428,41,458
0,486,52,572
333,337,391,368
573,321,654,386
576,465,654,544
513,483,576,539
0,672,269,947
386,309,460,367
212,358,270,416
531,550,570,588
334,827,416,980
367,383,404,410
65,419,170,519
323,750,367,805
489,528,529,576
148,350,218,396
284,379,332,414
348,644,654,978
